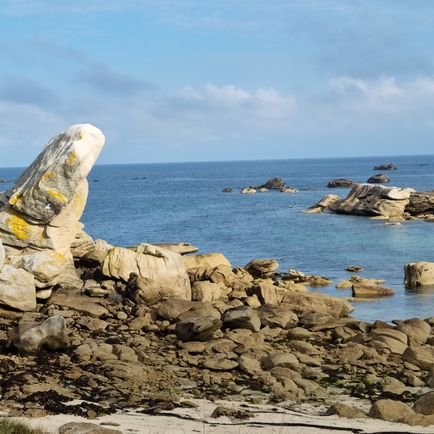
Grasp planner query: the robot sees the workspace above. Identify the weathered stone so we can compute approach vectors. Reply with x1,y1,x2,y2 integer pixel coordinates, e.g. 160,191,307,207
250,281,286,304
404,262,434,287
310,184,414,219
70,229,95,258
255,177,286,190
259,304,298,329
369,399,415,424
238,355,263,376
48,293,109,318
0,239,4,271
262,352,299,371
9,314,69,354
403,345,434,370
154,242,199,255
327,179,355,188
396,318,431,345
406,191,434,217
9,250,68,288
245,259,279,277
382,376,407,395
222,306,261,332
83,239,113,264
367,174,390,184
326,403,366,418
370,328,408,354
191,281,227,302
182,253,231,270
304,194,340,213
201,356,238,371
352,284,395,298
158,298,197,321
176,316,222,342
281,291,353,318
0,124,104,252
0,264,36,311
102,244,191,300
413,391,434,415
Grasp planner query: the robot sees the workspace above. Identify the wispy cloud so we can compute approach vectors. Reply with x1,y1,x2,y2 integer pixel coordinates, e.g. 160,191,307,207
78,63,156,96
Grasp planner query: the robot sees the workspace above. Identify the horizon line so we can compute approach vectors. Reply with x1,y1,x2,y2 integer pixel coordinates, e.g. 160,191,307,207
1,152,434,170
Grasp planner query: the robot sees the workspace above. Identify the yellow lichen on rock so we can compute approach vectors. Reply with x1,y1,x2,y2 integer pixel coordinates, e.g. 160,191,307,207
45,188,67,205
66,151,78,166
6,213,30,241
9,193,22,207
42,171,56,181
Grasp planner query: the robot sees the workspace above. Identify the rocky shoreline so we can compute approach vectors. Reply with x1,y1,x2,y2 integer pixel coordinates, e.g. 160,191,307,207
0,125,433,432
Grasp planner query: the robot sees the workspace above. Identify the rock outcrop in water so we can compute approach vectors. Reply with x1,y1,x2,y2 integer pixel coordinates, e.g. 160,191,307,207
373,163,397,171
306,184,419,220
327,178,355,188
404,262,434,287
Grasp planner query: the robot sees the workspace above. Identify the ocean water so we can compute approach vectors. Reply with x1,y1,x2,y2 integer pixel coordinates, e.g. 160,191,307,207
1,155,434,322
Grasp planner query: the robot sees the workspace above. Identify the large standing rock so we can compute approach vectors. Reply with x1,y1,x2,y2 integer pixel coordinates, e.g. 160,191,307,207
404,262,434,287
0,265,36,311
102,244,191,300
0,124,104,307
0,124,104,253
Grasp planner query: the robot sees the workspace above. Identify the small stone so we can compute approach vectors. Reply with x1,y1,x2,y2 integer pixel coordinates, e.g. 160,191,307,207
116,312,128,320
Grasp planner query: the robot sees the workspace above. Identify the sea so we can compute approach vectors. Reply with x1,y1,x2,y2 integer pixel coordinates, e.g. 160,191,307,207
1,155,434,323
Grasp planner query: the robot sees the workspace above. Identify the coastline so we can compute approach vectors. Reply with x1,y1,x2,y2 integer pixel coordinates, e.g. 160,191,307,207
0,126,432,432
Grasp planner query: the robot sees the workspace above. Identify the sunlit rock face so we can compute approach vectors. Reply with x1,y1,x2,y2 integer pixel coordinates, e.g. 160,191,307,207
0,124,104,298
0,124,104,254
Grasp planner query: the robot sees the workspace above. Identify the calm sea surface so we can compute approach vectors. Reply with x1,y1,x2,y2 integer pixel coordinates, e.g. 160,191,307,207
1,155,434,322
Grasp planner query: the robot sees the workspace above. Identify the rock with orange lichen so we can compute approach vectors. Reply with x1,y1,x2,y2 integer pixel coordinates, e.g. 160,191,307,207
0,124,104,254
0,124,104,303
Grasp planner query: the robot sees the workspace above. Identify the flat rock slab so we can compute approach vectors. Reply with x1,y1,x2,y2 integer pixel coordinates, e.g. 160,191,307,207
48,293,109,318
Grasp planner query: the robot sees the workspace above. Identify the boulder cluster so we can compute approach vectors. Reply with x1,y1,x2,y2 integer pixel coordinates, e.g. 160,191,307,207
307,183,434,222
239,177,298,194
0,126,433,428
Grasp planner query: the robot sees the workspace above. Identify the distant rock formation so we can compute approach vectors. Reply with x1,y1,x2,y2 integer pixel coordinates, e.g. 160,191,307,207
327,179,355,188
306,184,415,220
373,163,397,171
367,174,390,184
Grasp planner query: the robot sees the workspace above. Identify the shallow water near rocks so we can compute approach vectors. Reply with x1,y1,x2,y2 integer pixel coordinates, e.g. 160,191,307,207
2,155,434,322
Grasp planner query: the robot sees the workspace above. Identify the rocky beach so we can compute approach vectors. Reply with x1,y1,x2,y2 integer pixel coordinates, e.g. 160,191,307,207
0,125,433,433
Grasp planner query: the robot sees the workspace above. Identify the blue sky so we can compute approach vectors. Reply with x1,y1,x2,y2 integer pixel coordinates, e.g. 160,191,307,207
1,0,434,166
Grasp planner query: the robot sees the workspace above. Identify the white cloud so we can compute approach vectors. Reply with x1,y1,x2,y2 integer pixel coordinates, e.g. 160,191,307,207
327,75,434,116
